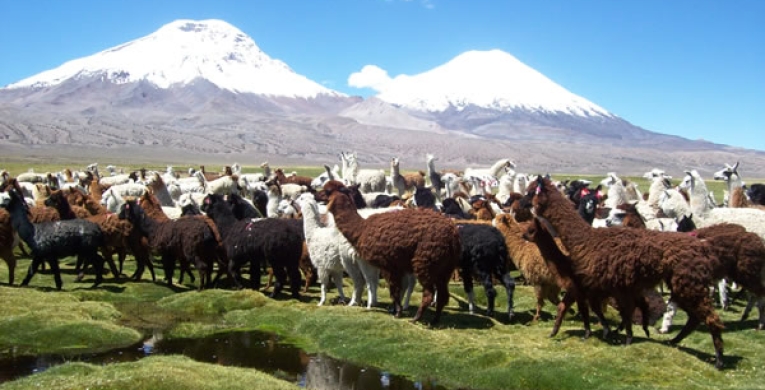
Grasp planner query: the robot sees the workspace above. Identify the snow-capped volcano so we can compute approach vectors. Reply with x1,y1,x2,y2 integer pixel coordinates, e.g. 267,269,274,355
356,49,612,117
5,19,342,99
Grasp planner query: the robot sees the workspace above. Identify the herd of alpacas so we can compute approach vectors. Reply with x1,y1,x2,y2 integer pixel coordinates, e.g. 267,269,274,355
2,156,765,370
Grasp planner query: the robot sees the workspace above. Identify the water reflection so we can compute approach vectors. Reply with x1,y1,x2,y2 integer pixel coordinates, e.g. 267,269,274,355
0,331,448,390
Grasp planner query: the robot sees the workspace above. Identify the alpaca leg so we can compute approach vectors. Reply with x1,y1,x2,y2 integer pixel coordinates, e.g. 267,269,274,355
757,297,765,331
228,260,244,289
532,286,544,322
102,248,120,279
659,299,677,334
343,263,364,307
615,298,635,345
635,296,651,338
331,270,347,304
401,273,416,311
480,273,497,317
589,297,611,339
577,295,593,340
551,292,576,338
48,258,63,291
17,242,29,257
718,279,729,310
1,249,16,285
430,279,451,325
413,282,435,324
287,265,302,300
162,254,176,286
461,268,475,314
359,260,379,308
21,257,43,287
90,253,105,288
386,272,404,317
270,266,287,298
499,272,516,320
317,272,330,306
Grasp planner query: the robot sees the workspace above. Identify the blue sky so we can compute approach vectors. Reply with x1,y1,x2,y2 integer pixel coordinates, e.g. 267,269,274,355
1,0,763,151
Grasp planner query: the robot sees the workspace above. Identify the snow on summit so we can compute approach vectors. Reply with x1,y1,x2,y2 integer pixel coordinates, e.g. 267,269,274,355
350,49,612,117
6,19,343,98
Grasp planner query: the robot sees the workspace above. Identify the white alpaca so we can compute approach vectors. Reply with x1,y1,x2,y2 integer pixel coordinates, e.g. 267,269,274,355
16,169,47,183
98,173,131,187
311,164,340,189
280,183,309,200
511,172,528,194
495,170,517,205
340,152,386,193
298,193,379,307
205,175,239,196
462,158,515,189
266,182,282,218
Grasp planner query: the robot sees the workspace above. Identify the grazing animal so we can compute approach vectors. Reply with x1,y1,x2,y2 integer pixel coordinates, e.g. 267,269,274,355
0,186,106,290
527,176,726,369
323,180,460,324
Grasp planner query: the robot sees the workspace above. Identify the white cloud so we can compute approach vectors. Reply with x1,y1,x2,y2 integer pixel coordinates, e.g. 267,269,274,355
348,65,393,92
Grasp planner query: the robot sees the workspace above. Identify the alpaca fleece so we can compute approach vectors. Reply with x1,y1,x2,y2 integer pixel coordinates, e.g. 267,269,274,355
527,177,726,369
455,223,515,318
0,209,17,284
325,180,460,325
202,194,303,298
493,214,562,322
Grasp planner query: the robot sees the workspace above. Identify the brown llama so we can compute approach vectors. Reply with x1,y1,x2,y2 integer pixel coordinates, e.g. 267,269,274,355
527,176,726,369
323,180,460,324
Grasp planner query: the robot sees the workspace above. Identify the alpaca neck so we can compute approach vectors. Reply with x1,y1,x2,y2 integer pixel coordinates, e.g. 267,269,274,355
496,218,533,261
329,197,366,248
488,160,507,178
267,190,281,218
262,165,271,178
647,178,667,208
726,174,744,195
53,198,77,220
426,159,436,176
688,179,712,216
537,188,596,261
207,204,239,240
5,199,37,251
301,201,324,242
133,207,161,241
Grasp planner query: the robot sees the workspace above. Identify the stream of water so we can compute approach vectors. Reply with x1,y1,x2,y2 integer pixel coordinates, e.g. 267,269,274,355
0,330,448,390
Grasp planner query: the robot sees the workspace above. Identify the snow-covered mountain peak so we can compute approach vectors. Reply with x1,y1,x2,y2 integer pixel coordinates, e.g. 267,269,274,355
5,19,343,98
369,49,612,117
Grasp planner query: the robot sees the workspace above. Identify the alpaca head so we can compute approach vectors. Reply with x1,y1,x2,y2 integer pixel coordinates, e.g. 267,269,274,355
43,190,66,210
117,199,143,222
526,176,556,215
713,161,741,185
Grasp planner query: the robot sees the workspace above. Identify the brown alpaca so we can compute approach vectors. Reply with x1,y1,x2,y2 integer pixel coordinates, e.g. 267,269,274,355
528,177,726,369
469,199,495,221
324,180,460,324
273,168,313,187
0,209,17,284
729,187,765,211
493,214,563,322
44,190,158,281
616,202,647,229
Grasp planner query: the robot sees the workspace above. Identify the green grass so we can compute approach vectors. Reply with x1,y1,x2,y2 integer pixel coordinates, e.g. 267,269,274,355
0,355,300,390
1,254,764,390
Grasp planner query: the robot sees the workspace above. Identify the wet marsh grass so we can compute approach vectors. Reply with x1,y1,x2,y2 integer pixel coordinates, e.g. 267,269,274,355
0,355,300,390
1,254,764,390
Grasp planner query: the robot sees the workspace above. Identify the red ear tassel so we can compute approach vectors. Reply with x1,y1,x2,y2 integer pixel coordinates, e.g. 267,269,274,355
535,186,541,195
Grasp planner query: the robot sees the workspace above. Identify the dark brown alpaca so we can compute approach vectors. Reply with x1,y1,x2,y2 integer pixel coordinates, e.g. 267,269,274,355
323,180,460,324
527,177,726,369
0,209,17,285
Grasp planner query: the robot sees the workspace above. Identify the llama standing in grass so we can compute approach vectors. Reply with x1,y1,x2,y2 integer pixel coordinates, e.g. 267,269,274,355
527,176,726,369
323,180,460,324
340,152,387,193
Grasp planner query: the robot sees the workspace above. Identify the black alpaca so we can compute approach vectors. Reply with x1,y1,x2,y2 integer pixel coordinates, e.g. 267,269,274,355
201,194,303,298
0,188,105,290
455,223,516,319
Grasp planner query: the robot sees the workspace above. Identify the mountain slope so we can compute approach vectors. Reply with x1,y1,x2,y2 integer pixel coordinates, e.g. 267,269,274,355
372,50,611,117
5,19,342,99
